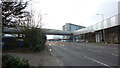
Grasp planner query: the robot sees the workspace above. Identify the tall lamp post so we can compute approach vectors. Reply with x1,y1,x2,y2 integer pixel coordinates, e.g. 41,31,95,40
97,14,106,43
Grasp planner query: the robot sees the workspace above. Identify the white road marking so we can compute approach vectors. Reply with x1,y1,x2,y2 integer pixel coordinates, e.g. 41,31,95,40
56,58,62,66
51,42,55,45
49,43,51,45
111,54,118,57
48,42,55,46
51,50,63,66
84,56,114,68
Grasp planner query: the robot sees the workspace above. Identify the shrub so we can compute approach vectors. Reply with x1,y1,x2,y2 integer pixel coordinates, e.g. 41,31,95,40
23,27,47,52
2,54,29,68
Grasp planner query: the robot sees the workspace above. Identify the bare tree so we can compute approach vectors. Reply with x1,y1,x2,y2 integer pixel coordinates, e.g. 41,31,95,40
23,1,46,51
27,10,43,28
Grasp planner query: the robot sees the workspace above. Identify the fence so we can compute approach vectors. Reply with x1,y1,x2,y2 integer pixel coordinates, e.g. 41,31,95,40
74,14,120,35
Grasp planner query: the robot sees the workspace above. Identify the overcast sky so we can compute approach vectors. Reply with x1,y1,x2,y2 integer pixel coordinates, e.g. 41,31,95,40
30,0,119,39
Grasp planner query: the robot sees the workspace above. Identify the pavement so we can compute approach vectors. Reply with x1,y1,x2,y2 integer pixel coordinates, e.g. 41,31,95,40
2,45,61,67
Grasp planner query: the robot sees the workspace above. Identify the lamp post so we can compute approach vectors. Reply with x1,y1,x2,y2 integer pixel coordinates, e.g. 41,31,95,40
97,14,106,43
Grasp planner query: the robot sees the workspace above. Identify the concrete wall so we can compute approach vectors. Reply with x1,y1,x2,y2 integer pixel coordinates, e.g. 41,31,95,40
75,25,120,44
85,33,96,43
104,26,120,44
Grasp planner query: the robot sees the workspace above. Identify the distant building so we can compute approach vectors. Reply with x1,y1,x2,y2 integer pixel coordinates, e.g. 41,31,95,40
53,35,63,39
63,23,85,41
63,23,85,32
118,1,120,14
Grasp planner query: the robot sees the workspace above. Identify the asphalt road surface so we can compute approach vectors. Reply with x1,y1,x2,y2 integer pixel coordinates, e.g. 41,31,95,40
47,42,119,68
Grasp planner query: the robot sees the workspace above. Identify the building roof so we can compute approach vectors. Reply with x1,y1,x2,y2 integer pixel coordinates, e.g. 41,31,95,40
64,23,85,28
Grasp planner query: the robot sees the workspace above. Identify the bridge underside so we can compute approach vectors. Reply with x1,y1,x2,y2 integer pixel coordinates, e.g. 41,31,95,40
43,29,73,35
3,28,73,35
47,39,71,41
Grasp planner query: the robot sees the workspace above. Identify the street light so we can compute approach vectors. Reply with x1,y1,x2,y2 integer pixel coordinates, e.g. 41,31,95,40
97,13,106,44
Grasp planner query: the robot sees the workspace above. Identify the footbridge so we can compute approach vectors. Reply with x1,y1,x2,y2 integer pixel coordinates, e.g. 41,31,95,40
43,29,73,35
3,28,73,35
2,14,120,44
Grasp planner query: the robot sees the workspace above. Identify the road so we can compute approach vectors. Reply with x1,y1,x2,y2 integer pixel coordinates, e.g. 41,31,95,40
47,41,118,68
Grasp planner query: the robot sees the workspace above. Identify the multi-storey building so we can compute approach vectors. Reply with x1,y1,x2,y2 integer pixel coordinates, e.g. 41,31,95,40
63,23,85,32
63,23,85,41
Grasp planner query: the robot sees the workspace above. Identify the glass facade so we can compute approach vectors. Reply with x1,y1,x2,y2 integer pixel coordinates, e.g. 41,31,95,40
63,23,85,41
63,23,85,32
